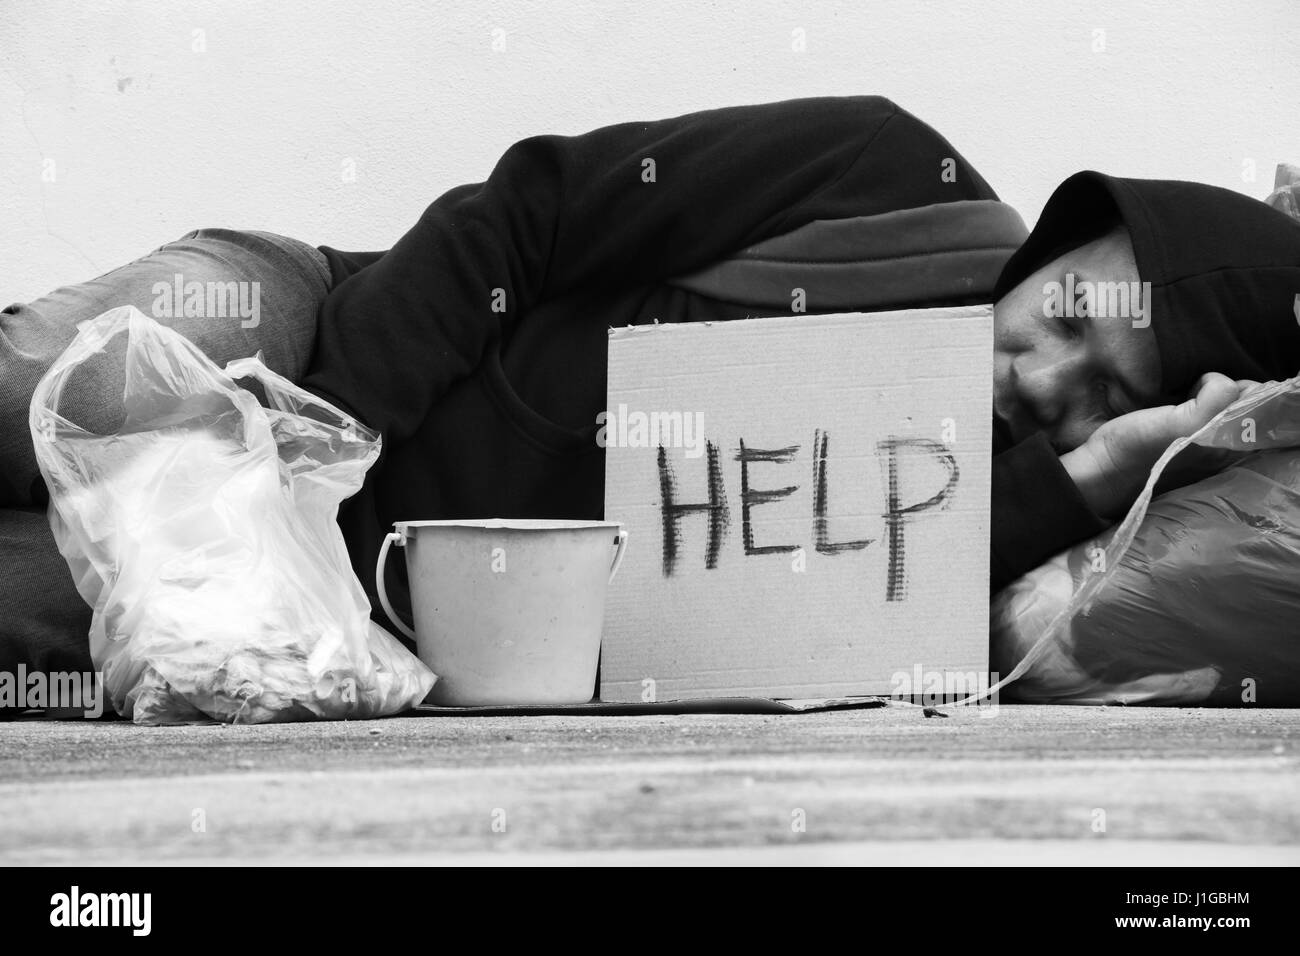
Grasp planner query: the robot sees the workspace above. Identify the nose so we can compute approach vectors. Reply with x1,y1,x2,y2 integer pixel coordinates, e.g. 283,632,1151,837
1011,345,1088,430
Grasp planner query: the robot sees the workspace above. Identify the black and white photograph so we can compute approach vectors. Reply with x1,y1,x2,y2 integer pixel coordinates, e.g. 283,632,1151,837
0,0,1295,919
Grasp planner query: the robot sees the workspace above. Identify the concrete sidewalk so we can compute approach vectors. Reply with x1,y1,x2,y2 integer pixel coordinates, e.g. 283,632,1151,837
2,705,1297,865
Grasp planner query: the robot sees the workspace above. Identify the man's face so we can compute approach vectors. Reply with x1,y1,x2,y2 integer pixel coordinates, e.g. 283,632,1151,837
992,227,1162,453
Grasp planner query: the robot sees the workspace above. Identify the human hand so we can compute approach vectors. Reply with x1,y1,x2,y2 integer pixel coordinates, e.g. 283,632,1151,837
1061,372,1248,520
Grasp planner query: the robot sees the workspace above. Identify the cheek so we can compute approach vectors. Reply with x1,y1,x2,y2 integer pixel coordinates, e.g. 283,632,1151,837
994,291,1049,351
992,299,1017,348
992,351,1011,400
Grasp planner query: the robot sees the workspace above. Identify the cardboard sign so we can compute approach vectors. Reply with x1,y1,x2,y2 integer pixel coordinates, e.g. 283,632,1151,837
601,307,992,702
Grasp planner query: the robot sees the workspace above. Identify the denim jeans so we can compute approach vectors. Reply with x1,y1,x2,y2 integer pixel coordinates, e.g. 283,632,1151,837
1,228,330,505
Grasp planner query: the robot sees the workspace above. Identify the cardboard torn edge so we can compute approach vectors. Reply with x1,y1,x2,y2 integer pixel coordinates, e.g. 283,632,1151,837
405,695,889,717
606,305,994,341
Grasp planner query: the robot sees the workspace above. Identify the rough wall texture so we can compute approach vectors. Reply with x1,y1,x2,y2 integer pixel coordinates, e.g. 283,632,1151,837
2,0,1298,302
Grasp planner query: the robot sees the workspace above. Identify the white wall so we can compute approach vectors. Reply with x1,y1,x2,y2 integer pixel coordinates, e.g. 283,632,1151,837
3,0,1298,302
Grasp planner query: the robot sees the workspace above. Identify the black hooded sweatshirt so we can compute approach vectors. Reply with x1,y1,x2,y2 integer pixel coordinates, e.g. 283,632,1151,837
303,99,1300,613
303,96,1031,616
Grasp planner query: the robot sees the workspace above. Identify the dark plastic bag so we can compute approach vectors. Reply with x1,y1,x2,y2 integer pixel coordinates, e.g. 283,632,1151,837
991,378,1300,705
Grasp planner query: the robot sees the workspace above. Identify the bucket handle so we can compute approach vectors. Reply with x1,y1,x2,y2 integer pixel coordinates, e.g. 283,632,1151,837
608,528,629,583
378,526,628,639
375,530,417,641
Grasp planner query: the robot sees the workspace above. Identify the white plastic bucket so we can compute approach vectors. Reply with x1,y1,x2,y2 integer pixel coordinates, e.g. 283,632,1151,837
376,519,628,706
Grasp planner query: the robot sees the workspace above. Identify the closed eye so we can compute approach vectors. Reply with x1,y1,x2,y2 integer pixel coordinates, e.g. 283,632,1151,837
1052,312,1080,340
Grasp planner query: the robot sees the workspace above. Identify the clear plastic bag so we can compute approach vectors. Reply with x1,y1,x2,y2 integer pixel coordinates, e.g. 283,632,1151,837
29,306,436,723
991,377,1300,705
1265,162,1300,219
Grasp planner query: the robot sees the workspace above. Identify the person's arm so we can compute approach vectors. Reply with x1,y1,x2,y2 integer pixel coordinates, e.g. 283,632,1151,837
301,96,995,443
991,433,1109,591
991,372,1248,591
1058,373,1246,521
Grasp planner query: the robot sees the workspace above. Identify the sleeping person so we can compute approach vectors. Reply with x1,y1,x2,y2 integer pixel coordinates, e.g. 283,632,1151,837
3,95,1300,699
298,98,1300,602
988,170,1300,586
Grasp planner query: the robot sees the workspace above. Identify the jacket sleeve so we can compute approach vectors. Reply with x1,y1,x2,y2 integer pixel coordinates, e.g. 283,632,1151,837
301,96,996,443
990,431,1111,592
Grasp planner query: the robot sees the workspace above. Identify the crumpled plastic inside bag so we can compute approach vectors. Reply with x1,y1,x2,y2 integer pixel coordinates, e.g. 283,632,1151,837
990,377,1300,706
1265,162,1300,220
29,306,436,723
